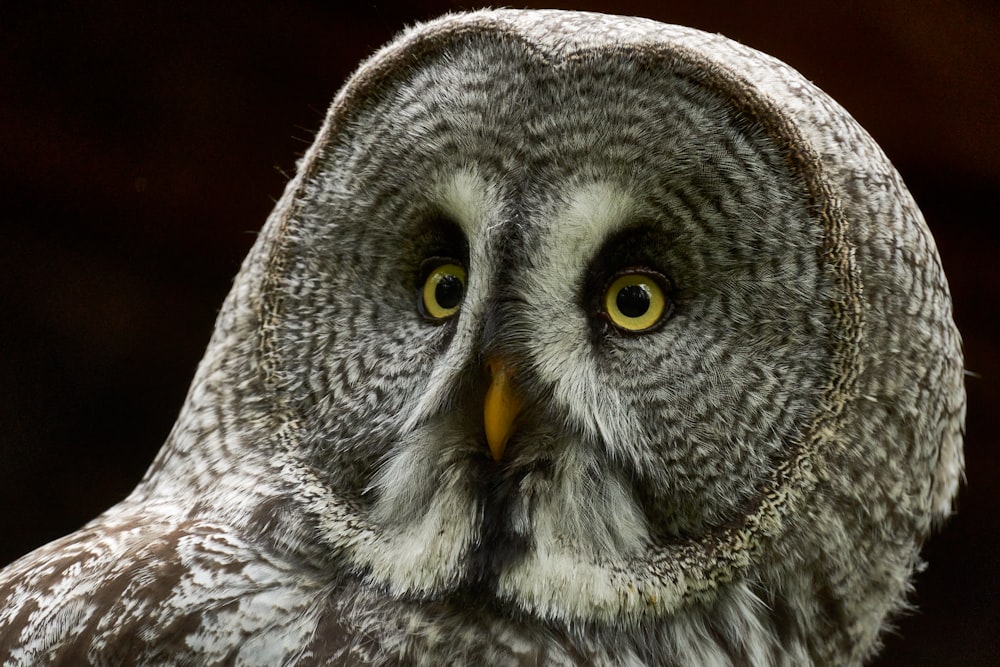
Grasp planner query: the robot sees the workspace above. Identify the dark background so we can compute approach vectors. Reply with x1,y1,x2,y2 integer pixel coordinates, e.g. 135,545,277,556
1,1,996,664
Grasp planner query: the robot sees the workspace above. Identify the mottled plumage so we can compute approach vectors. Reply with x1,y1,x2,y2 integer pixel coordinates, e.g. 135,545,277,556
0,10,964,666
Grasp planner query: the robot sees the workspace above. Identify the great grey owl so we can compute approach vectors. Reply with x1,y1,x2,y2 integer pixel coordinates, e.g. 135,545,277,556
0,9,964,666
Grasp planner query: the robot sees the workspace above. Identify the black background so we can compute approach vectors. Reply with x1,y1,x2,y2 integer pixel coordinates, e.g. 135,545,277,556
1,2,996,664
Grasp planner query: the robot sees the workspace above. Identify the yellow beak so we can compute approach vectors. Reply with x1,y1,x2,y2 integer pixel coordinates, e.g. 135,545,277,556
484,359,522,461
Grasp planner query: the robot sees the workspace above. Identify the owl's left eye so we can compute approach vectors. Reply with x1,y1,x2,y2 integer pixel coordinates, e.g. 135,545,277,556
419,259,466,321
602,269,671,333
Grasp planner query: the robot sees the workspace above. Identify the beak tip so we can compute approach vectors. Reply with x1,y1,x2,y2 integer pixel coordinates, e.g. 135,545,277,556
484,412,508,461
485,431,507,462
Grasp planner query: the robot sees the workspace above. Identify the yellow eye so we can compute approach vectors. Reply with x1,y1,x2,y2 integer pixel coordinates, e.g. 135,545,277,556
603,271,669,332
421,262,467,320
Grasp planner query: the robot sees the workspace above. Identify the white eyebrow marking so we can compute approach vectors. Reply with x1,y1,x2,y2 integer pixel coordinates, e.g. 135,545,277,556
435,168,495,239
521,182,646,450
546,181,636,280
400,169,501,433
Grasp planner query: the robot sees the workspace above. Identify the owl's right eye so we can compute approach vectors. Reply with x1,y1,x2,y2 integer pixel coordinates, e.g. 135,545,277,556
419,259,466,321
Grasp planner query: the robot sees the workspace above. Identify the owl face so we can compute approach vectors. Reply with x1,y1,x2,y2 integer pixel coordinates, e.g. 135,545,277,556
268,30,837,620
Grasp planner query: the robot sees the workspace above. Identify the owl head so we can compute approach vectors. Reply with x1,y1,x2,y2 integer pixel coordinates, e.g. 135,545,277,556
142,9,964,663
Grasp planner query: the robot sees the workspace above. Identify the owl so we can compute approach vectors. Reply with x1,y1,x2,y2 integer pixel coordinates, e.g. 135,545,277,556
0,9,964,666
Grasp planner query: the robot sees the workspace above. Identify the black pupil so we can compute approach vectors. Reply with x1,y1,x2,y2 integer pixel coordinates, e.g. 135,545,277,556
616,283,650,318
435,274,464,309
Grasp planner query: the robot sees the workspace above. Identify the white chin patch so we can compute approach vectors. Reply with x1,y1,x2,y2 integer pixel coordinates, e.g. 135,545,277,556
355,443,481,597
497,446,656,622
